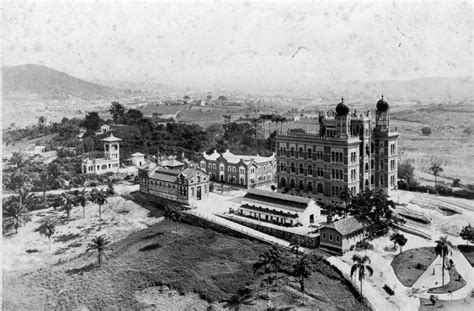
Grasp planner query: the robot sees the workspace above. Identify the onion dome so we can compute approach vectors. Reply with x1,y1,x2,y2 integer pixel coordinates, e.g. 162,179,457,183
376,95,389,112
336,97,349,116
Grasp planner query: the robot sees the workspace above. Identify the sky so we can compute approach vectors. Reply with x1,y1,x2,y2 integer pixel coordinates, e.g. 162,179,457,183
2,0,472,91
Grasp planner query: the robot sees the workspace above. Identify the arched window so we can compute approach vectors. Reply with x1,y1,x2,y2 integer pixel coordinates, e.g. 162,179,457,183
371,143,375,153
307,182,313,192
371,175,374,185
365,163,369,172
371,159,374,169
299,180,304,191
280,178,286,187
317,183,323,193
299,164,304,174
332,169,335,179
365,179,369,189
290,179,296,189
291,163,296,173
307,148,312,158
101,164,107,170
307,165,312,175
290,147,295,157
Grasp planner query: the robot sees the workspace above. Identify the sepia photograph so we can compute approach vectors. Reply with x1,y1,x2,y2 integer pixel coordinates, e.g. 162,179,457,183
2,0,473,310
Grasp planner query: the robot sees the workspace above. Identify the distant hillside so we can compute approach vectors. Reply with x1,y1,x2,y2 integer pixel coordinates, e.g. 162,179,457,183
2,64,124,100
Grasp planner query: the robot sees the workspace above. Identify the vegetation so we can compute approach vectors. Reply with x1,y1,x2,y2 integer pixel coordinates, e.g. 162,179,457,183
429,163,444,191
391,247,438,287
421,127,432,135
90,188,109,221
390,233,408,253
292,255,311,299
253,250,273,298
434,236,453,287
86,235,111,267
459,224,473,245
427,266,466,294
350,254,373,301
38,220,56,250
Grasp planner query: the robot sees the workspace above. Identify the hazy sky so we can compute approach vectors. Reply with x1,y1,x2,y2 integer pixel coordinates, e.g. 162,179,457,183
3,0,472,90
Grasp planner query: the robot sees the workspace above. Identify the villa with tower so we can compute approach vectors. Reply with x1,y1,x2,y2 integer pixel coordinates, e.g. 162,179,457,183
275,96,399,206
82,134,122,174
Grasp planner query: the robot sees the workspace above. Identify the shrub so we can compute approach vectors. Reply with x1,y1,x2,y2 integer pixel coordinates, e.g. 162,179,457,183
452,179,461,188
355,240,374,250
421,127,432,135
415,263,427,270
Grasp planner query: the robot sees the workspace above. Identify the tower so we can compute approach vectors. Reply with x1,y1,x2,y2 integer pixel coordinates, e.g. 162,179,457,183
335,97,351,138
373,95,399,195
102,134,122,161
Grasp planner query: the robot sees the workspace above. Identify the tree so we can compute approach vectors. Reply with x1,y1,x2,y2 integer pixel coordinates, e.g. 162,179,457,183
253,251,272,298
429,163,444,191
269,244,282,280
6,171,33,208
460,224,473,245
390,233,408,253
452,178,461,188
293,255,310,299
75,188,89,218
338,187,352,217
206,95,212,100
38,116,47,131
9,151,29,168
90,188,108,220
37,163,62,204
86,235,111,267
124,109,143,124
39,220,56,250
350,254,373,301
289,237,301,259
398,160,417,190
434,235,453,286
270,184,276,192
183,95,190,100
82,112,102,131
462,127,472,136
421,127,432,135
60,192,75,217
218,95,228,101
109,101,125,123
2,196,32,233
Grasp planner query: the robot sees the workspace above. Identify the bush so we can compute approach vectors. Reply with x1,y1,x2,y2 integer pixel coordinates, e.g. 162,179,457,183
452,179,461,188
355,240,374,250
421,127,432,135
415,263,427,270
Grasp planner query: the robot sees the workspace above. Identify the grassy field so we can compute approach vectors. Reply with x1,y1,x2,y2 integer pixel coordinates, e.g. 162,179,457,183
391,247,438,287
391,103,474,185
458,245,474,266
3,221,369,310
427,267,466,294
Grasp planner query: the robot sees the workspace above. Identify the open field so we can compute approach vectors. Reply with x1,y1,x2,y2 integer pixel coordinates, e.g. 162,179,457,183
391,103,474,185
3,218,369,310
391,247,438,287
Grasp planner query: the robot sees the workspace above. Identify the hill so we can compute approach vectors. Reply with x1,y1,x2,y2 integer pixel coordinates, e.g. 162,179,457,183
2,64,124,100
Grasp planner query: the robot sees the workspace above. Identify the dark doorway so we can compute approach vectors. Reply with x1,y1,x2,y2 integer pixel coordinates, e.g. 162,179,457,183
197,186,202,200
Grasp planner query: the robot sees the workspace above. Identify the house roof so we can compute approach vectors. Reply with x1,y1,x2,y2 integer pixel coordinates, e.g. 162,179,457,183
242,189,313,212
131,152,145,157
322,216,368,236
202,149,275,164
102,134,122,142
158,158,184,168
149,167,181,182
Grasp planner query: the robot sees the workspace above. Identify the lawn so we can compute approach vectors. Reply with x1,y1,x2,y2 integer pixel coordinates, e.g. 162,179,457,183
391,247,438,287
458,245,474,266
3,221,369,310
427,267,466,294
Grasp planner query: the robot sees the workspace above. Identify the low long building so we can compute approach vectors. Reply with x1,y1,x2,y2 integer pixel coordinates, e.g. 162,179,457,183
138,165,209,205
199,149,276,188
237,188,321,227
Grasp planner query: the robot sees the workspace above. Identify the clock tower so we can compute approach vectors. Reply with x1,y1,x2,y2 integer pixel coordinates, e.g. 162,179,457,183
102,134,122,161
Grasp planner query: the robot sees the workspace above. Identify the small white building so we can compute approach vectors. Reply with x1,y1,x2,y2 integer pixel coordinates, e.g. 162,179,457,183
238,188,321,227
130,152,146,167
100,124,111,132
82,134,122,175
33,145,47,155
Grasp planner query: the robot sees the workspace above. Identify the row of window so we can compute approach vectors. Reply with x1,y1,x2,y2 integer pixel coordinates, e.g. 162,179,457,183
331,152,344,163
350,169,357,181
203,162,270,175
350,151,357,163
331,169,344,180
322,232,340,242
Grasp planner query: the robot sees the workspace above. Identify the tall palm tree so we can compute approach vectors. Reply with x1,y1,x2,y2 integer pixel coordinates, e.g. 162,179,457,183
429,163,443,193
170,208,183,238
350,254,374,301
435,235,453,286
75,188,89,218
90,188,108,220
289,238,301,259
269,244,282,280
2,197,30,234
293,255,310,299
253,251,272,298
60,192,75,217
164,205,176,233
86,235,111,267
39,221,56,250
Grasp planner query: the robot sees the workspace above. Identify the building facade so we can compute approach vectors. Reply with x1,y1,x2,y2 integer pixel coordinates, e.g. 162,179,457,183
275,96,399,206
82,134,121,174
319,216,369,254
198,150,276,188
139,166,209,205
238,189,321,227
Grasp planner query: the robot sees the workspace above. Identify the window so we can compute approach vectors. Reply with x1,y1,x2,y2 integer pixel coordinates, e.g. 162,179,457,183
329,234,333,241
307,149,312,158
228,166,232,172
291,163,296,173
322,233,326,239
239,167,245,174
290,147,295,157
299,164,304,174
336,236,340,242
197,176,200,182
307,165,312,175
250,168,255,174
232,167,236,173
263,165,266,171
331,152,335,162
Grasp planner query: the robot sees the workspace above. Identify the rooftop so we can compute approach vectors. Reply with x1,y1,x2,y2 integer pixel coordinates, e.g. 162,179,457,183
102,134,122,142
203,149,275,164
322,216,368,235
243,189,314,212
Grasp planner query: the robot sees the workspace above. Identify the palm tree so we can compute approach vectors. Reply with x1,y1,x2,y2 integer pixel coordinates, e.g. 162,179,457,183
164,205,176,233
75,188,89,218
293,255,310,299
269,244,282,281
170,208,183,238
435,235,453,286
39,221,56,250
289,238,301,259
86,235,111,267
350,254,374,301
90,188,108,220
253,251,272,298
429,163,443,193
60,192,75,217
9,151,29,168
3,197,30,234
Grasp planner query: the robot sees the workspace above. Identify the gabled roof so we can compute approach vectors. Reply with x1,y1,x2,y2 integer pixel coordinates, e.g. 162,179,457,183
149,167,181,183
131,152,145,157
158,158,184,168
242,189,313,212
102,134,122,142
322,216,368,236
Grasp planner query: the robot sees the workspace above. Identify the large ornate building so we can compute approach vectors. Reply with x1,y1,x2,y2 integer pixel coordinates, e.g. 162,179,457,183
138,164,210,205
275,96,399,206
82,134,122,174
198,149,276,188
